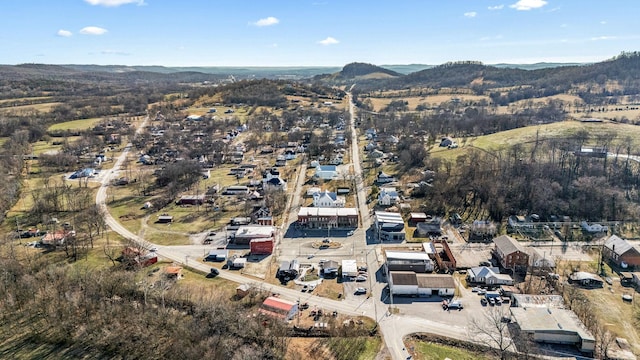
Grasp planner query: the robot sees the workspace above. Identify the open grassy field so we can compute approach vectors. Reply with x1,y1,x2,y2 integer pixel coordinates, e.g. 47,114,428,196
367,94,489,112
48,117,103,132
0,102,62,113
0,96,53,105
405,339,494,360
430,120,640,162
581,280,640,355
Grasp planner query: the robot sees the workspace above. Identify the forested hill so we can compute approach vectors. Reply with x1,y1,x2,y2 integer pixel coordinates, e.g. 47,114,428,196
0,64,226,84
347,52,640,92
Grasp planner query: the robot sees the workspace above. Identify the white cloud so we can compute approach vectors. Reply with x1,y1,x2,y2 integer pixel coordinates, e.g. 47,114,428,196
318,37,339,45
600,20,607,25
560,23,568,28
464,12,477,18
509,0,547,11
252,16,279,27
80,26,108,35
57,29,72,37
488,5,504,10
84,0,145,6
590,36,616,41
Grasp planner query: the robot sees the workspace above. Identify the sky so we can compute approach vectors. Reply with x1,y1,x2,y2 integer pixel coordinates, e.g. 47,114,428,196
1,0,639,67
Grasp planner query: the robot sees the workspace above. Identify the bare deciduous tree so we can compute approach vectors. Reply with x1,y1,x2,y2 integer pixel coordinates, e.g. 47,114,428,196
468,307,515,360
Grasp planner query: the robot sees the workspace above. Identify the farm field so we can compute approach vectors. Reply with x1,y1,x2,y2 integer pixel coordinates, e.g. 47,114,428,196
48,118,103,132
0,102,62,113
430,120,640,161
367,94,489,111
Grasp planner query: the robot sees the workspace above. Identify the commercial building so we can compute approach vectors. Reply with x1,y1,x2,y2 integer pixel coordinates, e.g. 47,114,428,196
232,225,275,245
250,238,274,255
493,235,529,272
388,271,456,297
603,235,640,270
297,207,358,229
510,307,595,353
342,259,358,278
374,211,405,242
385,250,434,273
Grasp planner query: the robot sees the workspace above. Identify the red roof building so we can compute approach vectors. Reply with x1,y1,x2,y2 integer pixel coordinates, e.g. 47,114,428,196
259,296,298,320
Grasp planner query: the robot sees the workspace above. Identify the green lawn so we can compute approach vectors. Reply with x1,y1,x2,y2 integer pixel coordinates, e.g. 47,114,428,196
409,340,493,360
48,118,103,132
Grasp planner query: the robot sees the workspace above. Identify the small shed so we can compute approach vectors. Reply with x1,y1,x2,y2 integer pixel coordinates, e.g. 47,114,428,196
157,214,173,223
236,284,252,298
165,266,183,279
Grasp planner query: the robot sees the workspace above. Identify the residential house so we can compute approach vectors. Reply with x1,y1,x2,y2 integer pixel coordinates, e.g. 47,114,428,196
603,235,640,270
313,190,345,208
378,187,399,206
40,230,74,246
493,235,529,272
467,266,514,285
314,165,339,181
415,217,443,237
569,271,604,288
580,221,608,235
468,220,497,243
526,247,556,270
376,171,395,184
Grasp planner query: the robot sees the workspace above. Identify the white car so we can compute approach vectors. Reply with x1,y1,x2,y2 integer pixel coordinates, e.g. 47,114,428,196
347,230,354,236
149,246,158,252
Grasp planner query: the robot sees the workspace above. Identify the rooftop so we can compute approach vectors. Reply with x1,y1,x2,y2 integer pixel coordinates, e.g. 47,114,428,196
511,307,594,342
493,235,526,255
390,271,419,286
234,225,275,238
416,274,455,289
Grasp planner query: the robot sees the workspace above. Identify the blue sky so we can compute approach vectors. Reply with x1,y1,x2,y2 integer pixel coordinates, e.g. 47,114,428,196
1,0,639,66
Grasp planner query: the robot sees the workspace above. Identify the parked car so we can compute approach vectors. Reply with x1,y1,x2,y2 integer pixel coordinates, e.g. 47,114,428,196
358,266,368,272
307,254,315,259
354,287,367,295
308,284,316,292
447,301,463,310
480,298,488,306
302,285,308,292
355,275,367,282
347,230,354,236
300,302,309,310
488,297,495,306
322,238,332,243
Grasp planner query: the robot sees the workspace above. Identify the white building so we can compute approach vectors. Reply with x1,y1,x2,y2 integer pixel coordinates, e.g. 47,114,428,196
312,189,345,208
389,271,456,297
342,259,358,278
378,187,399,206
314,165,339,180
467,266,514,285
